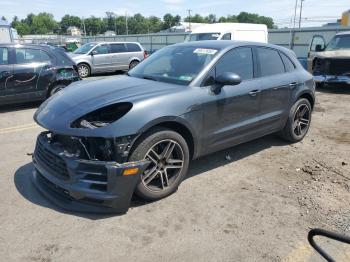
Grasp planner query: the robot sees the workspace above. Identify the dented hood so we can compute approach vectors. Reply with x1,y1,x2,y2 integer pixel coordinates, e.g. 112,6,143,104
34,75,182,135
315,50,350,59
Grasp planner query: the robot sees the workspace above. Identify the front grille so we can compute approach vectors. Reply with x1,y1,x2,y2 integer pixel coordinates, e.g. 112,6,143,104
35,137,69,180
314,58,350,76
328,59,350,75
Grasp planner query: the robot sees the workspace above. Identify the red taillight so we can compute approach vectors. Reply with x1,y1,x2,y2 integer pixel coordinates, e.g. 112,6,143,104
144,50,149,59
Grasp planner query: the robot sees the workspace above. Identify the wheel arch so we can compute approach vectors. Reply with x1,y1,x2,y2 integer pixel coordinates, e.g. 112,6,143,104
133,118,197,160
297,91,315,109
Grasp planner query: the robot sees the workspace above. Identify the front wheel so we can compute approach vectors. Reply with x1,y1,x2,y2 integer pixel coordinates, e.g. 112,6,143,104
77,63,90,78
129,60,139,70
129,128,190,201
280,98,312,143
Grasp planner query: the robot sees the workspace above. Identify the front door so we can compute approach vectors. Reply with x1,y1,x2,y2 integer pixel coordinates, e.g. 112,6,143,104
307,35,326,73
202,47,263,153
91,44,112,72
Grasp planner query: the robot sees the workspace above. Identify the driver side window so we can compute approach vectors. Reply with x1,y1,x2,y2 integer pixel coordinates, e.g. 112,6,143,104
93,45,109,55
215,47,253,81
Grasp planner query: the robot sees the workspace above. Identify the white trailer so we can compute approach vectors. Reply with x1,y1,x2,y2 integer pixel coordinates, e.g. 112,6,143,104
185,23,268,43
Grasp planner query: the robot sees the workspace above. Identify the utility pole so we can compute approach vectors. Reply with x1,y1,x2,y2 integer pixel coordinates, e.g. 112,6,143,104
298,0,305,28
82,17,86,36
293,0,298,29
187,9,192,32
125,11,128,35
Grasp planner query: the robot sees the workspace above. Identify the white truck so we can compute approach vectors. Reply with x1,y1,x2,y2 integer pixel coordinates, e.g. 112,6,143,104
185,23,268,43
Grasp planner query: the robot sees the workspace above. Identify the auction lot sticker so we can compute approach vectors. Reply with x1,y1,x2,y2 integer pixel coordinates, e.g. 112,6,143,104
193,48,218,55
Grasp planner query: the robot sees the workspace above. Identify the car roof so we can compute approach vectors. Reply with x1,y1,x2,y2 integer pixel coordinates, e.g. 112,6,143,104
89,41,142,45
172,40,291,53
336,31,350,36
0,43,55,50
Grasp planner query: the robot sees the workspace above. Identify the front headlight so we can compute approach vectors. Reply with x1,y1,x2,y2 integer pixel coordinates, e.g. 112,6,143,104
71,102,133,129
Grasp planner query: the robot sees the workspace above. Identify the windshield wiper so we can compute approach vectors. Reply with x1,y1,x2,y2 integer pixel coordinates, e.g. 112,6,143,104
141,75,159,82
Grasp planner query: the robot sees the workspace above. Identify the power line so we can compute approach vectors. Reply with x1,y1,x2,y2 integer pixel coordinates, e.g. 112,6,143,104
187,9,192,31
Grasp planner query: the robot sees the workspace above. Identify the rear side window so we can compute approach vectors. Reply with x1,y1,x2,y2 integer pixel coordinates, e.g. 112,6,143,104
0,47,8,65
257,47,285,77
221,33,231,40
110,44,127,53
280,52,296,72
15,48,51,64
126,43,142,52
215,47,254,81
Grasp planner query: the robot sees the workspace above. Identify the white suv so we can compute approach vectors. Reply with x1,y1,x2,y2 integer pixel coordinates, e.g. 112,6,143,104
69,42,148,78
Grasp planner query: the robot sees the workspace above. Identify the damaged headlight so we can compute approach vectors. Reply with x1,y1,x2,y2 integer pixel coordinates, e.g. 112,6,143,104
71,102,132,129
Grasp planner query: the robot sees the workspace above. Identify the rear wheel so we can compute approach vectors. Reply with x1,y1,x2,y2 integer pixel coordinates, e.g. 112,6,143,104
280,98,312,142
77,63,90,78
129,128,190,201
49,84,65,97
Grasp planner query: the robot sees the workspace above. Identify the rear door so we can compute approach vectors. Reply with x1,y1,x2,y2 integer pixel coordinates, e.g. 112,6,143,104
110,43,128,70
0,46,13,98
91,44,112,71
5,47,49,96
256,47,295,132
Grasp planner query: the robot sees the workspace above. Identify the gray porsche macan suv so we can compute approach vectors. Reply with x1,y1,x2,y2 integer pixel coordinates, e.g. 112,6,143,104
32,41,315,213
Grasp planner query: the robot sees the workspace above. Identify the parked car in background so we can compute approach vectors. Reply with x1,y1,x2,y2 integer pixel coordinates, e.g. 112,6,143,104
32,41,314,213
69,42,148,78
0,44,80,106
307,31,350,87
185,23,268,43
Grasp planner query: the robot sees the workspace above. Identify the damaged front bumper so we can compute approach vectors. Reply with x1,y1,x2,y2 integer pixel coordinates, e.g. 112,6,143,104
32,132,149,214
313,75,350,85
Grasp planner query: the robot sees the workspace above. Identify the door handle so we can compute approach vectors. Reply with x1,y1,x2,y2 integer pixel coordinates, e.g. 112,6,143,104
289,82,298,89
249,90,261,96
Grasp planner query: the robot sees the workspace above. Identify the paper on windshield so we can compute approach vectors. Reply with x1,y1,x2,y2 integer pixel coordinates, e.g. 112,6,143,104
193,48,218,55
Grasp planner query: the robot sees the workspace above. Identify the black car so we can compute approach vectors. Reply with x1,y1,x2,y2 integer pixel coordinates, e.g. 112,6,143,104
0,44,80,106
32,41,315,214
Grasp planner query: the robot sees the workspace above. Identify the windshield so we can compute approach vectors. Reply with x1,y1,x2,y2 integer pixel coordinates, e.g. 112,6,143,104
186,33,221,42
325,35,350,51
73,43,96,54
128,45,219,85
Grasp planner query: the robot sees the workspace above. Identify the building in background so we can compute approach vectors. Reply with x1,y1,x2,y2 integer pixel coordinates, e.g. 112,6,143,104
0,20,13,43
67,26,82,36
341,10,350,26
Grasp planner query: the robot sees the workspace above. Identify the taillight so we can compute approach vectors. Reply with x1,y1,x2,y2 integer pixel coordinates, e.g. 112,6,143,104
144,50,149,59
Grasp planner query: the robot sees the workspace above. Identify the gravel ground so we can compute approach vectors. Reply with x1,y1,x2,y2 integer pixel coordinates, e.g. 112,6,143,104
0,76,349,261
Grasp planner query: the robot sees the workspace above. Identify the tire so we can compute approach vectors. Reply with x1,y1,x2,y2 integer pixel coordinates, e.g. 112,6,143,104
129,60,139,70
77,63,90,78
129,127,190,201
280,98,312,143
49,84,65,97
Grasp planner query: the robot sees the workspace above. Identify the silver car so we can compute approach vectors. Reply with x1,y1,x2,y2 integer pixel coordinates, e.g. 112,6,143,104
69,42,147,78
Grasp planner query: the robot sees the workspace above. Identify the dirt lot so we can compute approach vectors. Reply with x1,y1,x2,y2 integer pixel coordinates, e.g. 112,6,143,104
0,77,349,261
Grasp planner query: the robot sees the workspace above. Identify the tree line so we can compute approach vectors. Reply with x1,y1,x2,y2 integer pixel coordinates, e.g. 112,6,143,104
2,12,275,36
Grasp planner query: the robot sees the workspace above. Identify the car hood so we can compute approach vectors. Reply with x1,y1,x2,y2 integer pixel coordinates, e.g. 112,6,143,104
316,50,350,59
34,76,185,134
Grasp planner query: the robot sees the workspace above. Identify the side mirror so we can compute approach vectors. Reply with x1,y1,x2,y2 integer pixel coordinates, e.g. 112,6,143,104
315,44,324,52
91,50,98,56
211,72,241,94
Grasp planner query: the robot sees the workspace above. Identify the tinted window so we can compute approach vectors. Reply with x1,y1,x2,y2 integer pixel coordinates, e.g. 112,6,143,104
215,47,253,81
257,48,285,77
127,43,141,52
280,52,296,72
111,44,127,53
221,33,231,40
0,47,8,65
93,45,109,55
15,48,50,64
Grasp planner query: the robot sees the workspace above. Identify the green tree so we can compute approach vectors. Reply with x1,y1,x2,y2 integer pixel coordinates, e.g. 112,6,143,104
1,16,7,21
84,16,104,35
60,15,82,33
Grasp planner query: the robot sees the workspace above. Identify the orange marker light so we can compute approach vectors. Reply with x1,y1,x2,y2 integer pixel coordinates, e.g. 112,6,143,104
123,168,139,176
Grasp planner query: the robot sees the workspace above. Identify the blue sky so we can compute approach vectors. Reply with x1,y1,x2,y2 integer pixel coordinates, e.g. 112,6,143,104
1,0,349,27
